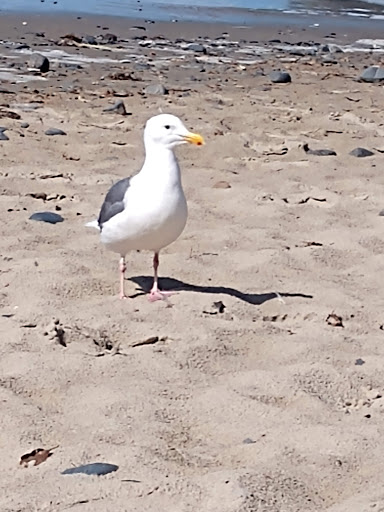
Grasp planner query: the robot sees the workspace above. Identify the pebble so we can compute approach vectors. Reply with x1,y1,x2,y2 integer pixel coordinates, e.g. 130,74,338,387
103,100,127,115
62,463,119,476
213,180,231,189
20,122,29,129
0,127,9,141
349,147,374,157
360,66,384,83
269,71,291,83
27,53,50,73
242,438,256,444
320,43,343,53
45,128,67,136
29,212,64,224
101,33,118,44
303,143,336,156
186,43,206,53
144,83,168,95
82,34,97,45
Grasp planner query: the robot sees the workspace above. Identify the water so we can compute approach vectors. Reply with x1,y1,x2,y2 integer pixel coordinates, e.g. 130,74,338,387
1,0,384,23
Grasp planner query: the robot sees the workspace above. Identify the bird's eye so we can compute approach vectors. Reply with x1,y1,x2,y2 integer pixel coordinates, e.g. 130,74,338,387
164,125,171,130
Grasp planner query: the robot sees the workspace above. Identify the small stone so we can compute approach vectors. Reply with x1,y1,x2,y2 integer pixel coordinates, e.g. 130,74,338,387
242,438,256,444
360,66,384,83
320,44,343,53
0,127,9,141
212,301,226,313
326,313,343,327
144,83,168,95
349,147,374,158
45,128,67,136
134,62,151,71
269,71,291,83
355,358,365,366
213,181,231,189
186,43,206,53
103,100,127,115
29,212,64,224
20,122,29,129
82,34,97,45
101,33,118,44
62,463,118,476
27,53,49,73
303,143,336,156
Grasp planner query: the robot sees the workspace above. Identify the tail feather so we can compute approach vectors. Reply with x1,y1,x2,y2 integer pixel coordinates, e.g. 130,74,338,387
85,220,100,230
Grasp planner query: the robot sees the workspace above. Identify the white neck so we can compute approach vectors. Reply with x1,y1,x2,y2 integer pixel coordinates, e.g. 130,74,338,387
139,141,181,186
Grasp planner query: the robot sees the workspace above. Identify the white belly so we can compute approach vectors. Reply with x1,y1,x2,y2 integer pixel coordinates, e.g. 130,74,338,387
100,179,188,255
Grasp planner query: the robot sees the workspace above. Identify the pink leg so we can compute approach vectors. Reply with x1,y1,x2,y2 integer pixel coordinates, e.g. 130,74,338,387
119,256,128,300
148,252,176,302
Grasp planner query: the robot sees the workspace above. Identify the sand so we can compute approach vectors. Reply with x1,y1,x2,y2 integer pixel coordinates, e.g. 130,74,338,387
1,13,384,512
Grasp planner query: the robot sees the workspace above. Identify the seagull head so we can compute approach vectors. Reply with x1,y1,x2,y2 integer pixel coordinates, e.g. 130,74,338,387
144,113,204,150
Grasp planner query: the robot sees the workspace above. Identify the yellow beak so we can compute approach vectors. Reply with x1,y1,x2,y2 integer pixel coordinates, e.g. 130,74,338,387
183,132,205,146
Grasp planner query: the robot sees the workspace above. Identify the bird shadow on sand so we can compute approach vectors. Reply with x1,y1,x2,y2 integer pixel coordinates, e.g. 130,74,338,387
129,276,313,306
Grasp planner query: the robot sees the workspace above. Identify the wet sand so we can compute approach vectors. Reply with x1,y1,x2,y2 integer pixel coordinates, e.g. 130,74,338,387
1,12,384,512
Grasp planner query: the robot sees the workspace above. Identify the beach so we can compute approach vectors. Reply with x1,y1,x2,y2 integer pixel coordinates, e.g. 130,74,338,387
1,9,384,512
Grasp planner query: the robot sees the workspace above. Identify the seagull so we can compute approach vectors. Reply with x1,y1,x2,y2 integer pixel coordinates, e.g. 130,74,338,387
87,113,204,301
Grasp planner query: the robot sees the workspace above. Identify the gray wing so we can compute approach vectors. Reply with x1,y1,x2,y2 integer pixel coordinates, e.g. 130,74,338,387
98,177,131,230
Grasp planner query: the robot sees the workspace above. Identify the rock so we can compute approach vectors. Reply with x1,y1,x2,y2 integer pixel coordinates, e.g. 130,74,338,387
349,147,374,157
20,122,29,129
289,48,316,56
62,463,118,476
27,53,49,73
103,100,127,115
45,128,67,136
82,34,97,45
303,143,336,156
320,44,343,53
0,127,9,141
186,43,206,53
29,212,64,224
134,62,151,71
213,181,231,189
101,33,118,44
269,70,291,83
360,66,384,83
144,83,168,95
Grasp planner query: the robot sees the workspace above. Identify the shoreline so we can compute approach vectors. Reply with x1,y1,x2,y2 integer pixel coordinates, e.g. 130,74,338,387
1,11,384,47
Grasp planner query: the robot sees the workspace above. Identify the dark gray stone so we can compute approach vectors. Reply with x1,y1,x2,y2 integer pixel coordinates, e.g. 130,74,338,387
144,83,168,95
303,143,336,156
134,62,151,71
101,33,117,44
320,44,343,53
29,212,64,224
349,147,374,157
269,71,291,83
289,48,316,56
360,66,384,83
82,34,97,45
45,128,67,136
0,127,9,141
62,463,118,476
27,53,49,73
186,43,206,53
103,100,127,115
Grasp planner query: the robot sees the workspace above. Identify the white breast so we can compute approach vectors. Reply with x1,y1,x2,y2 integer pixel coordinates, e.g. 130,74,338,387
100,160,188,255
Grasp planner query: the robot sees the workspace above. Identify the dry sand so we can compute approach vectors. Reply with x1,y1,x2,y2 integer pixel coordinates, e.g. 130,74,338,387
1,14,384,512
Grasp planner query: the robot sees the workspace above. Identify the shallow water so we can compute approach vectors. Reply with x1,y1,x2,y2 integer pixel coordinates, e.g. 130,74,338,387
1,0,384,23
